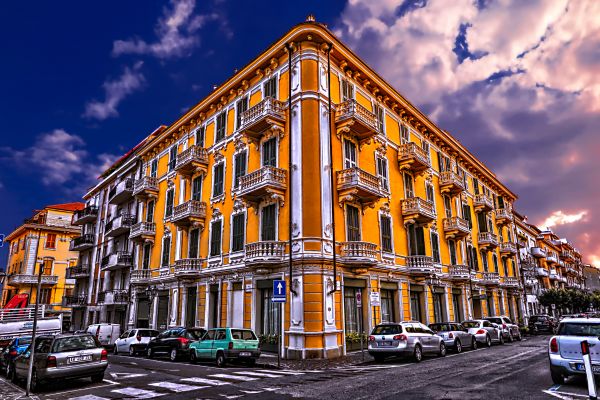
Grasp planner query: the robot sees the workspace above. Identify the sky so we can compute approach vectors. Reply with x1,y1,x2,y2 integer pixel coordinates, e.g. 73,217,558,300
0,0,598,267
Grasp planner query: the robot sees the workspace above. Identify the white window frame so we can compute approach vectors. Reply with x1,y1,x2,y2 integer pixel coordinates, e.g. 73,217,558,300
375,154,390,194
229,210,247,255
164,188,175,219
187,227,201,259
235,95,249,132
343,138,358,169
373,102,385,136
430,230,441,264
208,216,224,259
340,77,355,101
160,234,171,267
194,125,206,148
258,201,279,241
211,161,226,200
214,110,228,144
344,203,362,242
231,146,248,194
260,136,279,167
378,211,394,255
403,172,415,199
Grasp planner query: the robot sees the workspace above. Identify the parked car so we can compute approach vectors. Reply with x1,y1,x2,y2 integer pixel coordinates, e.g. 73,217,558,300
87,323,121,346
368,321,447,362
114,329,160,356
529,315,558,334
8,333,107,392
189,328,260,367
0,336,31,373
429,323,476,353
484,316,521,342
146,327,206,361
462,319,504,347
548,317,600,384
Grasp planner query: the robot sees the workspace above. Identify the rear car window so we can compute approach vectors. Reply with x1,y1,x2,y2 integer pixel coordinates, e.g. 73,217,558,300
138,330,159,337
187,329,204,340
231,330,257,340
372,325,402,335
486,318,502,324
52,336,98,352
462,321,479,328
558,323,600,337
430,324,451,332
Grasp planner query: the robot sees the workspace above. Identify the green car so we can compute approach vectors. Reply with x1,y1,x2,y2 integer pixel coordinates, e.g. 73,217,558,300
189,328,260,367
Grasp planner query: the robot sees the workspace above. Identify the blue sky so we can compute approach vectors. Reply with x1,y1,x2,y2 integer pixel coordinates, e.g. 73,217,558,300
1,0,599,265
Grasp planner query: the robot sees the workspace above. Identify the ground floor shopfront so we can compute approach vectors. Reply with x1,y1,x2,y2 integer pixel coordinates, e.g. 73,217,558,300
124,263,524,359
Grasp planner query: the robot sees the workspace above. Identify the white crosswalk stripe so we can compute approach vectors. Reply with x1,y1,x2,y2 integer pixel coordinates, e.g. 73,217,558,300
112,387,164,398
233,371,283,378
209,373,259,381
149,381,207,392
256,369,306,375
67,396,110,400
181,376,232,385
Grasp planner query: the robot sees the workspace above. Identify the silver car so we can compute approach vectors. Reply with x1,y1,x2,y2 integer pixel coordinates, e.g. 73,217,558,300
114,328,160,356
368,321,447,362
429,322,477,353
9,334,108,392
484,316,522,342
462,319,504,347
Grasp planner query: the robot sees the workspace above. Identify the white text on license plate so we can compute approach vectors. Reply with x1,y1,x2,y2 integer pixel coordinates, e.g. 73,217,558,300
68,355,92,364
380,341,392,346
240,351,251,357
577,364,600,373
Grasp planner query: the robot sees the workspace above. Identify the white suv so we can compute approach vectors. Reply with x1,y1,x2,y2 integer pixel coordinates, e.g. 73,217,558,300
484,316,521,342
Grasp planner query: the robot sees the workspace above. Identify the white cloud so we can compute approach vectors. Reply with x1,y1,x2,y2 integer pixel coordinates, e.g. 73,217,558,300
112,0,221,59
540,210,588,229
83,62,145,120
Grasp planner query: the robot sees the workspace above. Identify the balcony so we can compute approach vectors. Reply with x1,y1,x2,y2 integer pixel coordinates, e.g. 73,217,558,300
238,166,287,206
473,194,494,213
174,258,204,278
97,290,128,306
65,265,90,279
72,206,98,225
339,241,378,266
108,178,134,205
499,242,517,256
443,217,470,239
337,168,386,206
406,255,437,276
546,253,558,265
536,267,549,277
447,265,471,281
549,270,559,280
240,97,286,142
174,145,209,176
133,176,159,200
480,272,500,286
524,278,537,287
172,200,207,229
398,142,431,174
7,274,58,286
105,214,135,237
245,241,286,266
559,276,568,284
401,197,436,225
129,222,156,243
477,232,499,249
62,295,87,307
494,209,513,225
335,99,379,144
439,171,465,196
531,247,547,258
501,276,520,288
70,234,95,251
131,270,151,285
101,251,133,271
561,251,574,262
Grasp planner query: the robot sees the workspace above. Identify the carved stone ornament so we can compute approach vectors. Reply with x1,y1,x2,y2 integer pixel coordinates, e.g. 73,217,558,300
233,136,247,152
213,148,226,163
380,202,391,214
374,135,387,155
256,69,264,79
323,223,332,239
232,199,246,213
211,208,222,220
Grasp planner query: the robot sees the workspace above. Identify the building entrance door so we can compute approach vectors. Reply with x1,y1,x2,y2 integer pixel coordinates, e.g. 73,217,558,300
186,287,197,327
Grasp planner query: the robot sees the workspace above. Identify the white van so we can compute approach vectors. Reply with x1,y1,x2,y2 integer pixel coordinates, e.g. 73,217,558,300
87,323,121,346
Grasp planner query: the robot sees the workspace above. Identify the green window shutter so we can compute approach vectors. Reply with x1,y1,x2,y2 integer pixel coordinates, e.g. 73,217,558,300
210,220,222,256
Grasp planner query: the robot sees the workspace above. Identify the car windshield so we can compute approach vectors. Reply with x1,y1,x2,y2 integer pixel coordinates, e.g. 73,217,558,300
231,330,257,340
485,318,502,324
371,325,402,335
138,330,159,337
52,336,98,353
558,323,600,337
429,324,451,332
462,321,479,328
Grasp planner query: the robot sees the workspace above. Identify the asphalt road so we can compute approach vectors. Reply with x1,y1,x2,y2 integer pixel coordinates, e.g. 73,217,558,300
1,335,595,399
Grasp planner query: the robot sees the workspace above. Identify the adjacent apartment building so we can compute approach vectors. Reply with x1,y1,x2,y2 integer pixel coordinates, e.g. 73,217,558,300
68,19,589,358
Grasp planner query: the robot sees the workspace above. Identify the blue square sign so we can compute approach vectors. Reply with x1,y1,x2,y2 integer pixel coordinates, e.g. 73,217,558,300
272,280,286,303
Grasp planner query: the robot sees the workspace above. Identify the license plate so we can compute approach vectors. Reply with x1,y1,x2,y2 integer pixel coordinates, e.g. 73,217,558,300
68,355,92,364
240,351,251,357
576,364,600,373
380,341,392,346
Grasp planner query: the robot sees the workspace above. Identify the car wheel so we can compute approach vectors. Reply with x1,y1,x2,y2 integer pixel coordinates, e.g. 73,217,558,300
91,372,104,383
516,331,522,341
129,347,136,357
507,332,514,343
413,345,422,362
246,358,257,367
455,340,462,354
30,370,41,393
499,334,505,345
439,342,447,357
472,338,478,350
216,351,226,368
486,335,492,348
190,351,197,364
147,347,153,359
113,345,119,355
551,369,565,385
170,348,178,362
374,354,386,363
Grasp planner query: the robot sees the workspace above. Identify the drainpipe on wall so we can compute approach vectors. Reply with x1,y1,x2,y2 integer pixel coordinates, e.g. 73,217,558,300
285,42,298,297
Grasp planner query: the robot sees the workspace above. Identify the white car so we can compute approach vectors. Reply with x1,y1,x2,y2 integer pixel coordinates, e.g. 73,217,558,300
484,316,521,342
114,329,160,356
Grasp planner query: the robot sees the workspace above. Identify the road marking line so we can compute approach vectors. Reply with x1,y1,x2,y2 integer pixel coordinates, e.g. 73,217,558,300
549,384,561,392
240,390,264,394
209,373,259,381
181,377,232,385
149,382,206,392
219,395,244,399
233,371,283,378
543,389,587,399
111,387,164,398
257,369,305,375
261,387,280,391
110,372,146,379
65,396,110,400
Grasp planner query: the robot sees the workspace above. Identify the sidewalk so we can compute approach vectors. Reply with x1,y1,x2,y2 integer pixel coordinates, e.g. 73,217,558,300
258,350,374,370
0,377,28,400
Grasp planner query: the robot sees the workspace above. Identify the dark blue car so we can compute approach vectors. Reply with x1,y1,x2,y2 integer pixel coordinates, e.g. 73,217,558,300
0,336,32,373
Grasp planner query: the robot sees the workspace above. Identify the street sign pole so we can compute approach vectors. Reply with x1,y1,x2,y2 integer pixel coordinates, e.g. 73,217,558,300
278,301,282,368
581,340,597,399
26,260,44,396
356,291,364,361
271,280,286,368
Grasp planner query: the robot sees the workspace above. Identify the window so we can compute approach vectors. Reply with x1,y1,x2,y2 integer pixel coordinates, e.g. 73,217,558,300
462,203,472,228
437,151,450,172
493,254,499,273
380,289,395,323
236,97,249,130
233,151,247,189
422,140,430,154
374,103,384,133
215,112,227,143
477,212,487,233
165,189,174,218
38,288,52,305
407,223,426,256
453,293,463,322
343,139,357,168
168,146,178,171
195,126,205,148
376,156,389,192
432,292,445,323
380,215,392,252
449,240,457,265
189,228,200,258
260,287,280,335
210,220,222,257
346,205,361,241
42,259,53,275
341,79,354,101
497,195,506,209
426,183,435,205
472,178,480,195
431,232,440,263
150,159,158,178
400,124,410,143
459,168,468,190
142,243,151,270
191,176,202,201
161,237,171,266
502,258,509,276
344,287,362,333
261,204,277,241
481,251,488,271
443,196,452,219
264,76,277,99
146,200,155,222
404,173,414,198
262,138,277,167
21,238,25,250
45,233,56,249
212,162,225,197
231,213,245,252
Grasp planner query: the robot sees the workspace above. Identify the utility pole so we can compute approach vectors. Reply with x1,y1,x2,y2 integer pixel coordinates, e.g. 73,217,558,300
26,258,44,396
